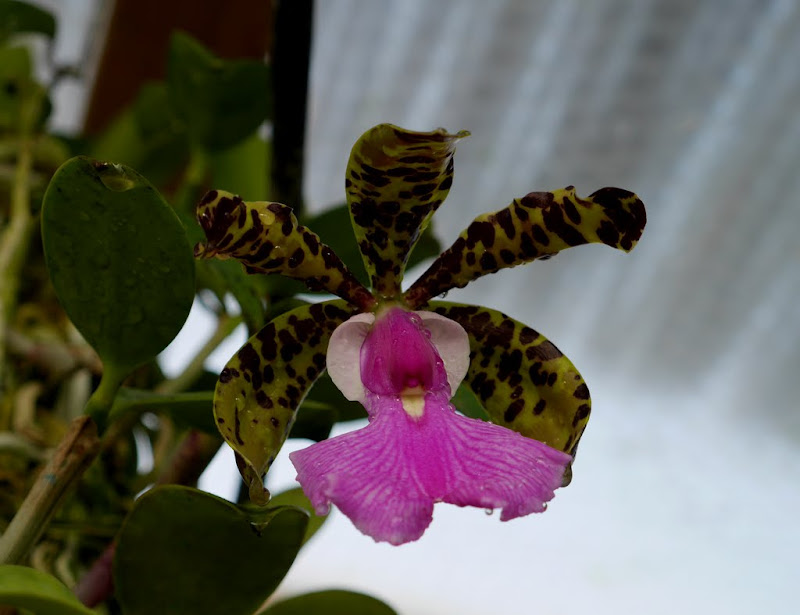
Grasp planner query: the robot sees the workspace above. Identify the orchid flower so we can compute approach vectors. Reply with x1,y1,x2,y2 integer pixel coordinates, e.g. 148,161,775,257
195,124,646,545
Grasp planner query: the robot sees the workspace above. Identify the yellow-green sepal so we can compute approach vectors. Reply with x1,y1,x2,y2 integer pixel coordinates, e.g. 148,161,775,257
213,300,358,503
196,190,375,310
406,186,646,307
429,301,590,485
346,123,468,298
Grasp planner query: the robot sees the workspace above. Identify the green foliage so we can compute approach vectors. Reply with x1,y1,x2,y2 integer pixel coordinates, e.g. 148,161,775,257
452,382,490,421
109,388,217,434
167,31,271,151
0,565,95,615
41,157,196,375
0,45,32,130
90,83,190,185
114,486,308,615
261,590,397,615
267,487,327,544
0,0,56,42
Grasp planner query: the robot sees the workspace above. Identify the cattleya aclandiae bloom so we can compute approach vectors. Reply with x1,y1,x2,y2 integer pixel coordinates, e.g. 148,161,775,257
195,124,646,545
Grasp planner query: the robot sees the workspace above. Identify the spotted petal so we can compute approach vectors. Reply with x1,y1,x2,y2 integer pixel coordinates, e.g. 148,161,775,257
428,302,590,485
214,300,358,503
405,186,646,307
346,124,468,298
196,190,374,310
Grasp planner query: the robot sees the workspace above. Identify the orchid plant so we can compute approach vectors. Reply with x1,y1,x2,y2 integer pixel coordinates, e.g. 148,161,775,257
195,124,646,545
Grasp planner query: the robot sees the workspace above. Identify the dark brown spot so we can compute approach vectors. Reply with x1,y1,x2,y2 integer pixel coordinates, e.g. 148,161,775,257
288,248,305,268
504,399,525,422
573,383,590,399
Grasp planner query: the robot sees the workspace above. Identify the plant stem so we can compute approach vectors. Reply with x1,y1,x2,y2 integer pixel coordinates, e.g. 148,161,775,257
156,313,242,396
0,101,37,395
0,416,100,565
173,146,208,213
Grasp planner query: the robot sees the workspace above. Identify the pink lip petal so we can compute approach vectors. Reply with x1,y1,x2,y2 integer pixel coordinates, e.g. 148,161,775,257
290,396,435,545
417,390,572,521
291,306,570,545
290,388,570,545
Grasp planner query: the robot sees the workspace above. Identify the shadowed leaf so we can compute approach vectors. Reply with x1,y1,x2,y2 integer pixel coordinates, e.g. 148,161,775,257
115,486,307,615
167,31,270,151
0,1,56,41
267,487,327,544
214,300,357,503
346,123,468,298
430,301,590,485
41,157,195,375
0,565,95,615
260,590,397,615
406,186,646,307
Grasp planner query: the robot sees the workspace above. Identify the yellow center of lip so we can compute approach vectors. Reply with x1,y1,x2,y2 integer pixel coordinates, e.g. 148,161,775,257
401,389,425,418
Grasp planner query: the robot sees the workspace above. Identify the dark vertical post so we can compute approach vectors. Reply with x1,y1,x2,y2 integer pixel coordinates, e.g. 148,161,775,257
270,0,314,214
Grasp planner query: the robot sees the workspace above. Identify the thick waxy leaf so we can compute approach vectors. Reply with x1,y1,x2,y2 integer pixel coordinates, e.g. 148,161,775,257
261,590,397,615
41,157,196,374
115,486,307,615
267,487,327,544
91,83,190,186
346,123,468,298
109,388,217,434
430,302,590,485
214,300,358,503
405,186,646,307
196,189,375,310
0,1,56,41
167,32,270,151
0,565,95,615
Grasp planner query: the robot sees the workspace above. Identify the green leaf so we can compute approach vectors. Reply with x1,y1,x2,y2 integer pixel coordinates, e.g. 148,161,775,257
267,487,327,544
41,157,196,375
305,371,366,423
346,123,468,298
261,590,397,615
0,1,56,41
303,202,443,289
91,83,190,186
406,186,647,308
213,300,358,503
210,132,271,201
289,399,336,442
0,565,95,615
115,486,308,615
109,388,217,434
429,301,591,486
451,382,490,421
167,31,271,151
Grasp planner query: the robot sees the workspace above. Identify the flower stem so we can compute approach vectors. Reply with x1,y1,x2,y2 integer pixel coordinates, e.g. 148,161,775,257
0,96,38,395
157,313,242,396
0,416,100,565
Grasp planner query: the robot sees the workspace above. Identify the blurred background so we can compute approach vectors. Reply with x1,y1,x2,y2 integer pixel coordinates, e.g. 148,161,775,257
29,0,800,613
